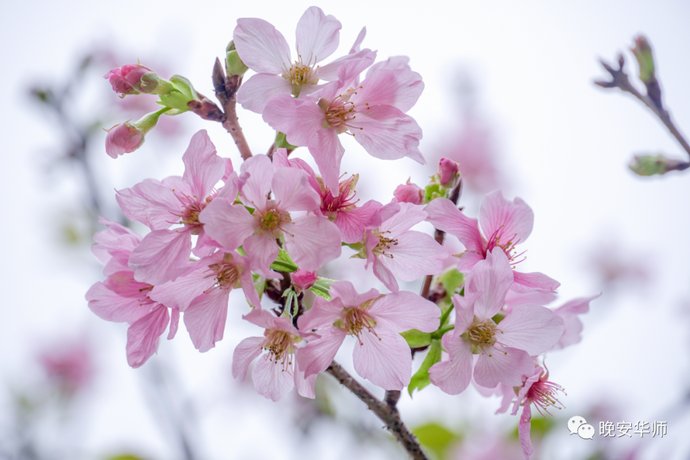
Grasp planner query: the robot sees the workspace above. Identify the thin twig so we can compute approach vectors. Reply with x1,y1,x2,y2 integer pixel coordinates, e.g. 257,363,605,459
211,57,252,160
326,362,428,460
596,55,690,160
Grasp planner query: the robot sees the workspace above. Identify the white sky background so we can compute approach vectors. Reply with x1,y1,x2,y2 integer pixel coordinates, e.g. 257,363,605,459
2,1,690,459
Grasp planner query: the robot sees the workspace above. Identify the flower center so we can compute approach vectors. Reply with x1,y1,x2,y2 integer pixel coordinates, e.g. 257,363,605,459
181,201,206,234
319,96,356,133
334,299,380,342
373,232,399,258
284,63,318,96
485,227,525,265
320,174,359,217
209,254,240,289
465,318,497,352
525,372,566,415
257,206,290,235
263,329,296,371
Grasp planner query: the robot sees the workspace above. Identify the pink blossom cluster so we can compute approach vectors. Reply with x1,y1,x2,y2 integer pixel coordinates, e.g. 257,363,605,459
90,7,594,459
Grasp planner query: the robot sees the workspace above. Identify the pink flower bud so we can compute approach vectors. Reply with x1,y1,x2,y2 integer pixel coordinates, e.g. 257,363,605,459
105,122,144,158
393,182,423,204
292,269,317,290
105,64,153,96
438,157,460,186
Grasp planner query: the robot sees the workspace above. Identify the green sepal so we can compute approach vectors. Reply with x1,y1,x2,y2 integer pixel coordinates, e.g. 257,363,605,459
401,329,432,348
271,249,298,273
309,278,332,300
274,131,297,150
408,339,442,396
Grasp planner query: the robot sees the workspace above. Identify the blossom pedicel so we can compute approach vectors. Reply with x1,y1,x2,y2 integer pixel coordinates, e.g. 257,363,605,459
89,6,593,459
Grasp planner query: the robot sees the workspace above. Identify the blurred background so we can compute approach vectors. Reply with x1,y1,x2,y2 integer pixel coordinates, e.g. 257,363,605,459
2,1,690,459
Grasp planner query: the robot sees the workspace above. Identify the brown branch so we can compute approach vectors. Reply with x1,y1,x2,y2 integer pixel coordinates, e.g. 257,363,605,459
326,361,428,460
596,54,690,161
211,57,252,161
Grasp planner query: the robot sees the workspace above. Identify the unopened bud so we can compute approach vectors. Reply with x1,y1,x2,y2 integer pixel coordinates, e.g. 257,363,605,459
292,270,317,291
631,35,655,84
226,41,248,77
105,109,168,158
438,157,460,186
106,64,161,96
393,181,423,204
628,154,688,176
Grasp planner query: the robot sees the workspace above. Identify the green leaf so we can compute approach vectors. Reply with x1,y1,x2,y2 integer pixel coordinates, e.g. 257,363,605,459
401,329,432,348
439,269,464,297
270,249,298,272
309,278,332,300
408,339,442,396
412,422,460,460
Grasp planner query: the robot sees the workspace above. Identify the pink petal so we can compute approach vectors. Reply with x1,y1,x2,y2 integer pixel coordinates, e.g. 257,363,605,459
425,198,484,253
369,291,439,332
251,355,294,401
263,95,324,147
498,305,564,355
349,105,423,163
183,288,229,352
295,6,341,65
298,297,345,333
199,202,255,251
429,335,473,395
126,306,169,368
86,282,152,323
234,18,291,74
167,307,180,340
373,258,399,292
237,73,291,113
335,200,379,244
129,229,192,285
308,127,345,194
116,179,180,230
513,270,560,292
297,328,346,377
182,130,229,199
272,167,320,212
352,328,411,390
239,270,262,308
294,368,317,399
284,215,341,271
519,405,535,459
473,346,533,388
553,295,597,349
232,336,264,380
381,202,426,236
318,48,376,83
479,192,534,245
149,263,215,311
239,155,274,209
360,57,423,112
244,234,279,273
466,249,513,320
380,231,447,282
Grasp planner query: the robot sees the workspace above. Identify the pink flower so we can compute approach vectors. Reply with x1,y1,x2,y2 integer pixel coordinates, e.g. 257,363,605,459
297,281,439,390
273,149,378,243
393,181,423,204
364,202,447,292
496,365,565,460
263,57,424,193
233,6,375,113
106,64,154,97
426,191,560,299
117,130,233,284
149,251,259,352
86,222,178,367
38,339,93,396
233,309,315,401
105,122,144,158
200,154,341,273
429,249,563,393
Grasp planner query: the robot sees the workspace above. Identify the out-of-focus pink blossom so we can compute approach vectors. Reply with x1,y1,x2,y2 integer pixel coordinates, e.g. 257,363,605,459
297,281,439,390
233,309,315,401
105,122,144,158
38,339,94,396
553,295,599,349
